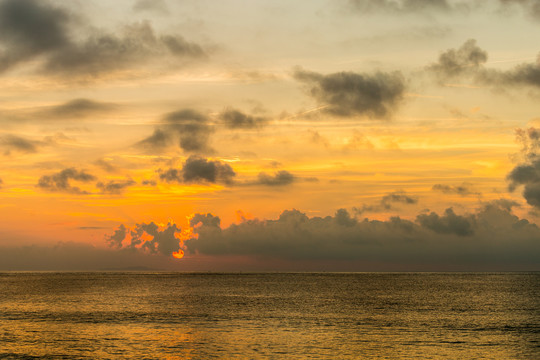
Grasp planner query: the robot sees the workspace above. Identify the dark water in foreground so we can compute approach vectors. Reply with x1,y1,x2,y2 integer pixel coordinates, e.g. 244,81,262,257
0,273,538,359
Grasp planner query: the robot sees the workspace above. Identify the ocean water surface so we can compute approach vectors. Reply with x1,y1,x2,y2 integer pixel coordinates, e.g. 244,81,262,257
0,272,538,359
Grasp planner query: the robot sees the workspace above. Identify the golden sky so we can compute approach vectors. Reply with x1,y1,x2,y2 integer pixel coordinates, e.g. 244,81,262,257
1,0,540,271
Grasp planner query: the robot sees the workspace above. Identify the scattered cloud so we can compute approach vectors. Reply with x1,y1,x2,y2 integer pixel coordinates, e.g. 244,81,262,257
138,129,171,151
141,179,157,186
37,168,137,195
37,167,96,194
160,156,236,185
382,191,418,205
433,182,480,196
39,99,117,119
0,0,71,73
428,39,540,90
428,39,488,81
294,68,406,119
138,109,213,153
182,156,235,184
0,134,40,154
256,170,295,186
0,132,79,154
44,22,206,77
355,190,418,214
0,0,206,77
218,108,268,129
507,128,540,208
159,168,182,183
96,179,136,194
94,158,118,173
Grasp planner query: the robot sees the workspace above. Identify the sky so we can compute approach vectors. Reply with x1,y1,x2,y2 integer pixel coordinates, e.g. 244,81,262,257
1,0,540,271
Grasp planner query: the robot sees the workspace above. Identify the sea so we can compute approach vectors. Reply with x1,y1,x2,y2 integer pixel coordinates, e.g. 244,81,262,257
0,272,538,359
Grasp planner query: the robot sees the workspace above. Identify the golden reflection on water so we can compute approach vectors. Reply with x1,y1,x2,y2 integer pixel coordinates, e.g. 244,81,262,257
0,272,538,359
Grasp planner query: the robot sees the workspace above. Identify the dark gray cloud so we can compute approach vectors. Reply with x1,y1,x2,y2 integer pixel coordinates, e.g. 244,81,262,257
219,108,268,129
0,0,206,77
182,156,236,184
355,190,418,214
382,191,418,205
0,134,40,154
105,224,127,249
507,128,540,208
97,179,136,194
139,129,172,150
508,161,540,189
507,158,540,208
191,213,222,227
166,110,213,152
37,167,96,194
43,22,205,76
138,109,213,153
40,99,117,119
334,208,358,227
256,170,295,186
493,60,540,88
428,39,540,89
416,208,474,236
489,198,521,212
159,168,182,183
0,0,70,72
179,201,540,269
433,182,479,196
294,69,406,119
428,39,488,80
515,127,540,159
347,0,469,14
37,167,137,195
160,156,236,185
108,222,182,256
